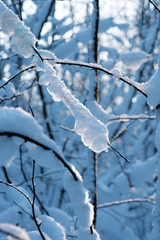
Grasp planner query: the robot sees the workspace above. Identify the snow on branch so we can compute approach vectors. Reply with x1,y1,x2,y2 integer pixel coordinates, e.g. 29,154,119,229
32,51,111,153
45,58,148,97
64,168,94,228
0,1,36,58
0,107,78,181
97,198,155,209
0,223,30,240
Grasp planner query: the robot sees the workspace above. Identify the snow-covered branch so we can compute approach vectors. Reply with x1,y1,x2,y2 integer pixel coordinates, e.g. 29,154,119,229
45,58,148,97
0,223,30,240
98,198,155,209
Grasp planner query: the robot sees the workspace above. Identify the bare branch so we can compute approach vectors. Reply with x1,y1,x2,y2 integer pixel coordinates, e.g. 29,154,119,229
0,54,18,62
148,0,160,13
0,66,35,89
31,160,46,240
19,144,49,215
0,180,32,205
2,166,12,184
108,142,130,163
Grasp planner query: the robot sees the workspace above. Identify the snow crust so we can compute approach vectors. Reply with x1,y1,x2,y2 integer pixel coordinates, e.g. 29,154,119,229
63,167,94,228
120,51,148,70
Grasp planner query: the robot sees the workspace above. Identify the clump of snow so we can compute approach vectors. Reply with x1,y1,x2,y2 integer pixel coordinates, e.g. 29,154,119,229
77,227,101,240
11,26,36,58
86,101,109,125
38,215,66,240
46,207,73,231
39,68,54,86
1,10,20,36
47,77,67,102
39,65,67,102
120,51,148,70
0,1,12,29
142,62,160,108
132,59,160,108
63,167,94,228
63,93,109,153
111,68,122,79
32,49,56,71
39,63,110,153
0,1,36,58
0,223,30,240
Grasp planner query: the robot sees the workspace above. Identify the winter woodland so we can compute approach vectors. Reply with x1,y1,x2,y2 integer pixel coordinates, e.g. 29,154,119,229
0,0,160,239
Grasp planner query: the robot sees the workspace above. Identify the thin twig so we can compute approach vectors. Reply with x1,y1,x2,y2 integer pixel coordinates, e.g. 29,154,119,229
98,198,156,209
29,105,35,117
12,200,33,218
108,142,130,163
32,46,43,62
108,115,155,122
110,121,135,143
8,0,25,8
31,160,46,240
0,66,35,89
19,145,49,215
59,125,75,132
148,0,160,13
0,54,18,62
0,180,32,205
0,131,78,181
2,166,12,184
